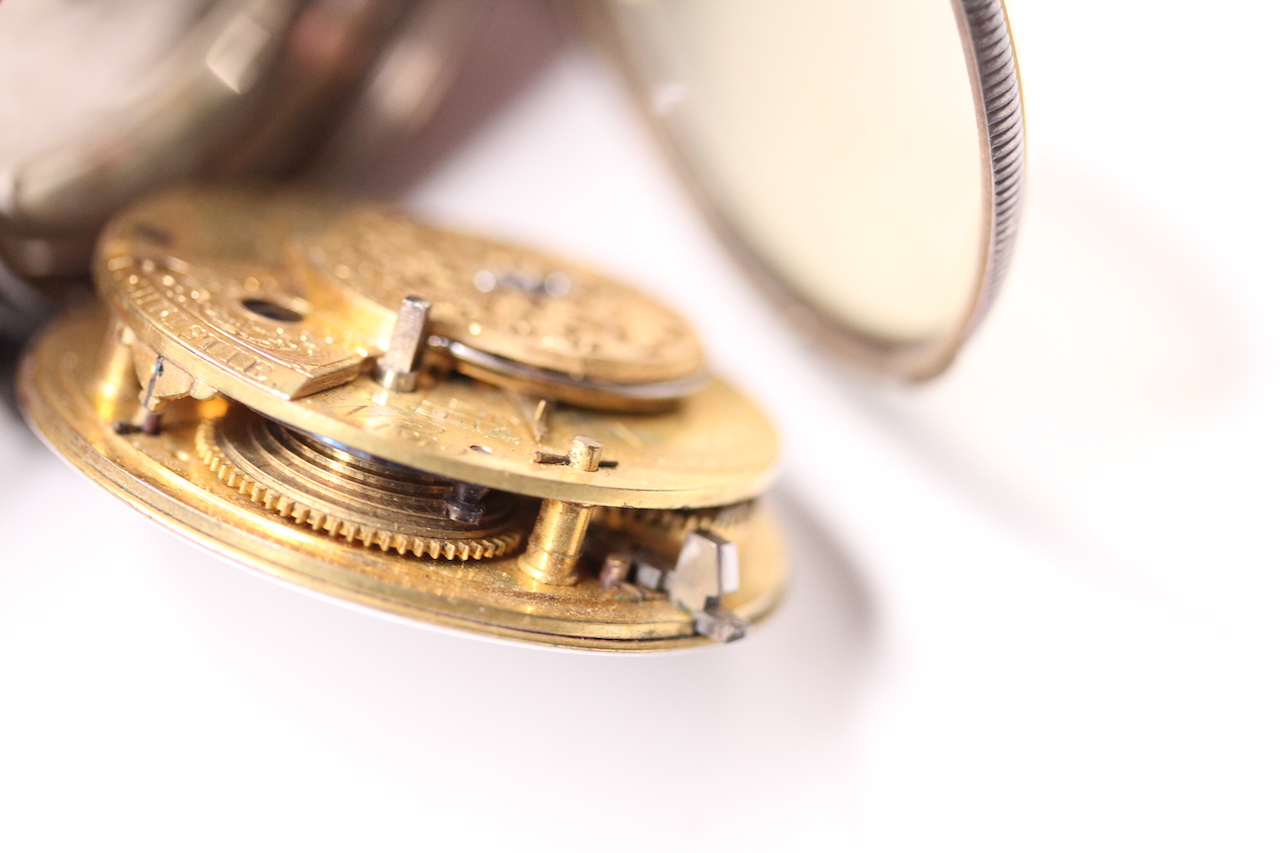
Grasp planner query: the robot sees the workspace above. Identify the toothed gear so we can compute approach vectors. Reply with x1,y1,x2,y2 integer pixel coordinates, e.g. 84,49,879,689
595,502,753,541
195,408,529,560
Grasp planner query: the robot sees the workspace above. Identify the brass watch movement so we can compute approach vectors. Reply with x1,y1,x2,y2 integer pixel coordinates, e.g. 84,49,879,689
19,186,785,652
7,0,1025,656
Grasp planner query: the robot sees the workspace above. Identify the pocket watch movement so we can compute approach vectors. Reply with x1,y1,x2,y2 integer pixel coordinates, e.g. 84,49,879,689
19,187,784,652
8,0,1025,658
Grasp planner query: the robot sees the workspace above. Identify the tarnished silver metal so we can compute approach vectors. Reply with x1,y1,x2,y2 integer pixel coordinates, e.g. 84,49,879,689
444,339,711,409
669,531,740,611
375,296,433,392
0,0,480,286
694,606,748,644
954,0,1027,339
444,481,489,525
627,528,748,643
599,552,632,588
634,559,667,594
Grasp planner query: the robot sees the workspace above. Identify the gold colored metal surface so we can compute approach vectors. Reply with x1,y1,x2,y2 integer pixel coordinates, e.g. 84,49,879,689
224,371,774,509
519,498,596,586
596,501,752,541
91,189,773,508
94,317,142,425
96,187,704,403
301,202,704,385
196,406,531,560
24,188,783,650
19,302,785,652
518,435,604,585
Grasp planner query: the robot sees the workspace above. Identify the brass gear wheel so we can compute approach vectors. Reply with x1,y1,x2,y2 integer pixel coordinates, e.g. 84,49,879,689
196,405,530,560
595,502,753,542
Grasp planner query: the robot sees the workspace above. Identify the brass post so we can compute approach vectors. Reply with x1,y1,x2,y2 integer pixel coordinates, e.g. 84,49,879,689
96,318,141,425
518,436,602,585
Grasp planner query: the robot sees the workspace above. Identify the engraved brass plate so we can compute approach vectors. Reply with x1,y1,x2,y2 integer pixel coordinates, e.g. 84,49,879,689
96,187,705,401
19,302,785,652
20,187,784,650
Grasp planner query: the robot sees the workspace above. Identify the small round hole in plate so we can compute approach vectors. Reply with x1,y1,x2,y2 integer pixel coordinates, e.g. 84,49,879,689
241,298,305,323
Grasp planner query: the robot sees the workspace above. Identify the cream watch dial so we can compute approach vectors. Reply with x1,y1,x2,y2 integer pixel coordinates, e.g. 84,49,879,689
592,0,1025,378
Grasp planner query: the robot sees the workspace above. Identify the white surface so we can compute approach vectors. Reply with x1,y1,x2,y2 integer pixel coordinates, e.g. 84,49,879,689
2,1,1278,850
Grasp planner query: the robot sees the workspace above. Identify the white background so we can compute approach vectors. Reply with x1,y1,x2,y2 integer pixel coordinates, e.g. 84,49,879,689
1,1,1277,849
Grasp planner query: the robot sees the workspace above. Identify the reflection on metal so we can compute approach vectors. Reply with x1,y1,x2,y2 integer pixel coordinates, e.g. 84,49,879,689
20,193,785,651
374,297,434,393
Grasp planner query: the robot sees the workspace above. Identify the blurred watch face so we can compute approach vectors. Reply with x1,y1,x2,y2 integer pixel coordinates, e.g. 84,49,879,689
602,0,991,349
0,0,470,283
0,0,215,169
